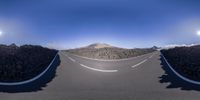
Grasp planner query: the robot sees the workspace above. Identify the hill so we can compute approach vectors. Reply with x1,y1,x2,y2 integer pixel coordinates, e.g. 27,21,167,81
86,43,114,49
65,43,156,59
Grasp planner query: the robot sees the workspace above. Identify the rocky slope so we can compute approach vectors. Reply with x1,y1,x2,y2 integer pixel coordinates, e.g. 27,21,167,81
161,45,200,81
65,43,156,59
0,44,58,82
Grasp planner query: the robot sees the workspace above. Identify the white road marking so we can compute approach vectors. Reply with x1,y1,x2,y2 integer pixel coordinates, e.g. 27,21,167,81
149,54,154,58
80,64,118,72
61,52,76,62
61,52,118,72
68,57,76,62
131,59,147,68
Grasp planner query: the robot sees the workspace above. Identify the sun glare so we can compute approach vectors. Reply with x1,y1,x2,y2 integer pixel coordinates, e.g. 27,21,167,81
0,31,2,36
197,31,200,36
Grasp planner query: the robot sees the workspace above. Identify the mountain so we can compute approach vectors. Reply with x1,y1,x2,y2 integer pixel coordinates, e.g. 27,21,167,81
85,43,114,49
65,43,156,60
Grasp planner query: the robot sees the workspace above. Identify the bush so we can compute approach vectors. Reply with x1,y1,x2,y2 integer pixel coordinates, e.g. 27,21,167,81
161,45,200,81
0,44,58,82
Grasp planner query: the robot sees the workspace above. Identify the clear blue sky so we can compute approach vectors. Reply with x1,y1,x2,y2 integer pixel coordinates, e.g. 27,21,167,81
0,0,200,49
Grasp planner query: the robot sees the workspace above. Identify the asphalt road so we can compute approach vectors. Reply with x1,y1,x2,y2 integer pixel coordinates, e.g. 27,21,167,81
1,51,200,100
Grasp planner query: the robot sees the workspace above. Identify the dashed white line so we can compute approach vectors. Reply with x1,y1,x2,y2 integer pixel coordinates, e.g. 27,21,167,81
131,59,147,68
80,64,118,73
68,57,76,62
61,52,118,73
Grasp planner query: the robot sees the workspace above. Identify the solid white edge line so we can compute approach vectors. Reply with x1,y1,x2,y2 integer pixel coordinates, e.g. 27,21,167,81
161,53,200,85
68,56,76,62
70,52,156,62
149,54,154,58
80,64,118,73
0,53,58,86
131,59,147,68
61,52,76,62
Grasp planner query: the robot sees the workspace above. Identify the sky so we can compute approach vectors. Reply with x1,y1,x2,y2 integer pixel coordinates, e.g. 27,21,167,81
0,0,200,49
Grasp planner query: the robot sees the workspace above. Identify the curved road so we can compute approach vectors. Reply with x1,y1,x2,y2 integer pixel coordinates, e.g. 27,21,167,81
1,51,200,100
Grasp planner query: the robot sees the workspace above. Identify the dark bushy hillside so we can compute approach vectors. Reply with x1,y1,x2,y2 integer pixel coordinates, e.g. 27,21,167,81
161,45,200,81
66,47,155,59
0,44,58,82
